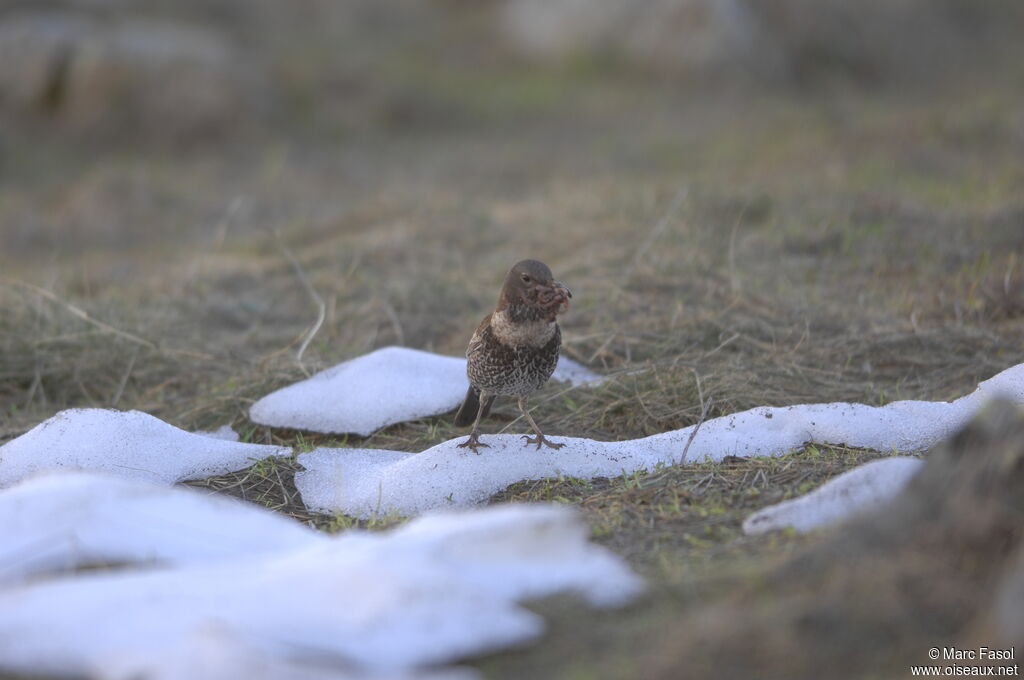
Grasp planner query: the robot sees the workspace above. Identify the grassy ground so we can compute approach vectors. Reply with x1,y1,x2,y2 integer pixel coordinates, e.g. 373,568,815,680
1,31,1023,678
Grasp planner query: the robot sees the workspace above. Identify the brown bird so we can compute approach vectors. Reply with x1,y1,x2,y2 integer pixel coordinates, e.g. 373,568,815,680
454,259,572,453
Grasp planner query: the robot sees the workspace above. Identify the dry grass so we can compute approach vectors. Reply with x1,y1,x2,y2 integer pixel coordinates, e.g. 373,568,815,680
491,444,899,572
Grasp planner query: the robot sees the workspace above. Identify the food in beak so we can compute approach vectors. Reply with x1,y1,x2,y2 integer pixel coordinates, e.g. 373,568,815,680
536,283,571,314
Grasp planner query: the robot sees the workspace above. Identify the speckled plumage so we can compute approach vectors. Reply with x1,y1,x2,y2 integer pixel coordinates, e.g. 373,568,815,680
454,260,571,453
470,310,560,391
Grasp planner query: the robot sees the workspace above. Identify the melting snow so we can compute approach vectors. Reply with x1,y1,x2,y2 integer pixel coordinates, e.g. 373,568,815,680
551,356,605,386
742,456,925,535
0,475,641,680
196,424,240,442
249,346,604,436
0,471,324,586
296,362,1024,518
0,409,289,488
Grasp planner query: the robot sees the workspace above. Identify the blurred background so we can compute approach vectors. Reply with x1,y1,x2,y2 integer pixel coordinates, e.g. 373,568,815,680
3,0,1022,256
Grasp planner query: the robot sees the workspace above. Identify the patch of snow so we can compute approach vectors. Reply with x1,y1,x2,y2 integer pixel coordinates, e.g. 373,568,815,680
384,503,640,608
550,356,606,386
0,471,324,586
742,457,925,535
250,347,466,436
0,498,640,679
195,424,239,441
0,409,289,488
105,626,477,680
249,346,604,436
296,362,1024,518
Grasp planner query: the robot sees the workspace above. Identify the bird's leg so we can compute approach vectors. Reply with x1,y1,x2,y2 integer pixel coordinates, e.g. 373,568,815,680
518,396,564,450
457,391,491,454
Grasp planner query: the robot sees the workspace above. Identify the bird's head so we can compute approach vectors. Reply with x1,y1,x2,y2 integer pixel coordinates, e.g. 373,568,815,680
499,259,571,321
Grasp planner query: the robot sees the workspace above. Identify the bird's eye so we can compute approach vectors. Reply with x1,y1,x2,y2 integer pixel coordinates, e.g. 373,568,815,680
521,274,531,283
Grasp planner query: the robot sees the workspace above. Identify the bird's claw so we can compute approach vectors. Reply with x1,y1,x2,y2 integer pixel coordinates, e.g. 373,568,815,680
521,434,565,451
457,436,489,454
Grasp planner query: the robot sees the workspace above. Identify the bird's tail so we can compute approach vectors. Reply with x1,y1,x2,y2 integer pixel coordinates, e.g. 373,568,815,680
453,386,494,427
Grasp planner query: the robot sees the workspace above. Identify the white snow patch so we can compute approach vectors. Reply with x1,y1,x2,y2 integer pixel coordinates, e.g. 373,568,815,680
551,356,606,386
0,409,289,488
195,424,240,441
0,471,324,586
250,347,466,436
104,626,477,680
249,346,604,436
296,362,1024,518
742,456,925,535
0,496,641,680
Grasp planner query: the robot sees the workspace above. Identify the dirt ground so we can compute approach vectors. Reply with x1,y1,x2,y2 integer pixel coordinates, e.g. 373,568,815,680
1,4,1023,678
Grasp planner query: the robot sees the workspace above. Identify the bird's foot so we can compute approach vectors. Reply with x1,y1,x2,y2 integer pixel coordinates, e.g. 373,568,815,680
457,435,490,454
521,434,565,451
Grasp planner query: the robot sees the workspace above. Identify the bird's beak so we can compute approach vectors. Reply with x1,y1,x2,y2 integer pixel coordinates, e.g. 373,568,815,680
534,281,571,315
551,281,571,316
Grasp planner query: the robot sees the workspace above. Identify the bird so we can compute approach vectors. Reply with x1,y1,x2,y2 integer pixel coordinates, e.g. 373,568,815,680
453,259,572,453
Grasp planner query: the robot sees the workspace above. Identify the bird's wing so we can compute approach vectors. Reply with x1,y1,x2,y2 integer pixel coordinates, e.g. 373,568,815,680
466,313,492,359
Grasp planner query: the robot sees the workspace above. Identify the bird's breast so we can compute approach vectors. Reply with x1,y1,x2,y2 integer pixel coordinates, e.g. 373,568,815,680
489,310,557,348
